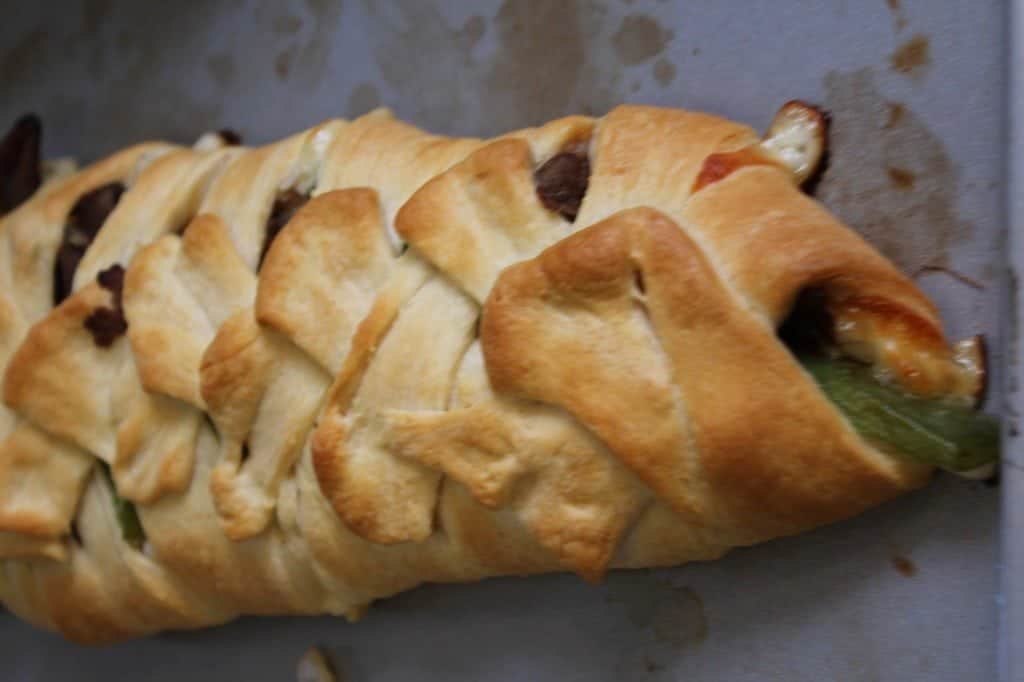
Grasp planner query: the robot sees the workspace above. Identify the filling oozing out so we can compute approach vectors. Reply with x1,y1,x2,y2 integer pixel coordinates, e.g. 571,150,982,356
780,289,999,475
57,127,251,546
54,185,134,541
760,100,829,186
88,265,140,545
217,129,243,146
54,182,126,305
0,114,42,215
99,462,144,548
193,129,244,152
533,141,590,221
259,188,311,267
84,264,128,347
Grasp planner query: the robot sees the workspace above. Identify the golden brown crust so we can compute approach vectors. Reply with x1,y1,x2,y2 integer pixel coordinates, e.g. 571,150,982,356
73,145,240,289
483,208,927,541
0,104,967,643
197,120,346,269
0,423,93,553
256,189,394,374
3,280,127,460
125,213,257,407
395,117,593,301
682,167,940,325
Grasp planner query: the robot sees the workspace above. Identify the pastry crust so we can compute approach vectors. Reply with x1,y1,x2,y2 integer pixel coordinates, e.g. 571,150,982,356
0,105,968,643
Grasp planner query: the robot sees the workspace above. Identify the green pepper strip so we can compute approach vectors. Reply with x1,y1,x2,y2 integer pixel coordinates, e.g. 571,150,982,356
98,462,145,548
92,356,995,544
800,355,1000,472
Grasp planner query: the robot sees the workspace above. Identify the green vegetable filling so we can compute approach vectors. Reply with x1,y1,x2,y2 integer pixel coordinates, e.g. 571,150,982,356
98,463,145,548
800,355,999,473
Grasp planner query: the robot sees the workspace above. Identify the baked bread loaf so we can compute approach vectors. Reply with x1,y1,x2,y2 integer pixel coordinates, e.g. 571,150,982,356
0,104,986,643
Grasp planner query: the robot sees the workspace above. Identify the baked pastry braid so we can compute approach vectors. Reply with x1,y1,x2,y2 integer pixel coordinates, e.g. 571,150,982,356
0,104,989,643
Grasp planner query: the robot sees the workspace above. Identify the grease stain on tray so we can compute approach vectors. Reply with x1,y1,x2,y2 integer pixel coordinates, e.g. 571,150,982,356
889,34,931,79
612,14,673,65
272,13,303,35
455,15,487,53
817,68,972,272
605,572,707,649
275,48,295,80
886,165,916,190
890,554,917,577
885,0,909,32
915,265,985,291
267,0,343,88
653,58,676,87
1009,268,1020,367
367,2,488,127
367,0,622,134
884,102,905,128
486,0,606,124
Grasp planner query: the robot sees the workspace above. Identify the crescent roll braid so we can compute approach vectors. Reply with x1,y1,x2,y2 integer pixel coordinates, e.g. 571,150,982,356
0,104,985,643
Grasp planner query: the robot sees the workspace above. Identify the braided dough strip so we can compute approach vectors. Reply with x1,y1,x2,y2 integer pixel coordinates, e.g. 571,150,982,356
0,105,969,643
0,143,174,560
0,119,352,630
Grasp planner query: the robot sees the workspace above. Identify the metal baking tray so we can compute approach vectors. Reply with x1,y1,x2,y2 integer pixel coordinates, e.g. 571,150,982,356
0,1,1008,679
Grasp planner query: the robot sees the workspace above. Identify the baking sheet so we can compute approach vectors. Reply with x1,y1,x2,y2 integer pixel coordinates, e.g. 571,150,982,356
0,1,1005,679
1001,3,1022,681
